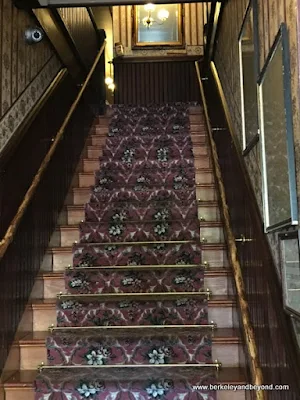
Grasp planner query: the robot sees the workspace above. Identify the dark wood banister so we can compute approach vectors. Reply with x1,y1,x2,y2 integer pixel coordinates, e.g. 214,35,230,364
195,61,266,400
0,41,106,261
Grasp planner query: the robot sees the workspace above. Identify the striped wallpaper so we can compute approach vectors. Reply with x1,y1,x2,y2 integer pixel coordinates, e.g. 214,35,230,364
112,3,211,56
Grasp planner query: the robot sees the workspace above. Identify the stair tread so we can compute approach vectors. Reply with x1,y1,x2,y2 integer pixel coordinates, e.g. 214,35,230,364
16,328,241,344
83,156,210,162
65,200,219,212
80,168,214,176
72,183,216,192
38,267,232,279
57,220,223,230
28,294,236,308
1,367,247,386
48,242,226,253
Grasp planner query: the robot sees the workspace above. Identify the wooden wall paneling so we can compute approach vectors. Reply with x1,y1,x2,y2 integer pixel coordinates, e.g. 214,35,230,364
113,58,201,105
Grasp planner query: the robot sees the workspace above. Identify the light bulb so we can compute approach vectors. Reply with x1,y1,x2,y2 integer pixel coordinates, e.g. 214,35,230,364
144,3,155,12
157,9,169,21
108,83,115,91
105,77,113,85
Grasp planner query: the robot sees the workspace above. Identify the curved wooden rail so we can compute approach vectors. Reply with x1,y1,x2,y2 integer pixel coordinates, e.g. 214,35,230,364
0,41,106,261
195,61,266,400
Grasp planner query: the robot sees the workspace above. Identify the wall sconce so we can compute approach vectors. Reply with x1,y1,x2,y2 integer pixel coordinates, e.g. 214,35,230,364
142,3,170,29
105,61,115,92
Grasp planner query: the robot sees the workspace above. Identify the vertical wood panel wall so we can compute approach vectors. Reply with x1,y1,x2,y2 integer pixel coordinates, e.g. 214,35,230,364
214,0,300,274
112,3,210,56
114,58,201,104
58,8,99,68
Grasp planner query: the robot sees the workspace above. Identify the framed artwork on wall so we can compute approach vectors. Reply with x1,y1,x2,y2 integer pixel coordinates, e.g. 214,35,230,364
133,3,183,48
258,23,298,232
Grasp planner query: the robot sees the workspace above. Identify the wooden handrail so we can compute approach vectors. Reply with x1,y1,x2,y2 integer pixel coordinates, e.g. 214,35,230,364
0,41,106,261
195,61,266,400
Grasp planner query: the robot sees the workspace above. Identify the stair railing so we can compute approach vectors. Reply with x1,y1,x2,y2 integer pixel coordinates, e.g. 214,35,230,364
196,58,300,399
0,41,106,374
195,61,266,400
0,41,105,261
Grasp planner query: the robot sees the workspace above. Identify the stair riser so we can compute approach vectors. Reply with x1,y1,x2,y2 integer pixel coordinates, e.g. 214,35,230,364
89,134,207,147
66,208,85,225
19,341,240,370
78,224,223,246
200,227,224,244
93,127,109,134
195,172,214,184
198,206,220,222
192,146,208,156
78,169,214,188
45,245,228,272
90,136,107,146
196,186,216,202
3,388,246,400
82,157,211,173
64,204,220,226
31,274,231,299
30,303,236,331
202,248,229,268
71,186,217,206
87,148,103,159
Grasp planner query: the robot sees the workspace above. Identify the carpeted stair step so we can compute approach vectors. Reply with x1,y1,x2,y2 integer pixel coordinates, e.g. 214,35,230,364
77,167,213,188
102,136,205,151
35,364,219,400
94,168,196,188
27,296,236,331
87,185,216,206
101,142,194,160
89,133,207,147
32,268,232,299
83,201,219,224
46,329,214,366
73,241,202,267
78,220,201,243
65,264,205,294
56,292,210,327
89,156,210,173
84,144,209,165
84,202,199,222
88,188,200,208
71,186,207,206
44,243,227,272
78,221,223,246
13,328,242,370
1,368,247,400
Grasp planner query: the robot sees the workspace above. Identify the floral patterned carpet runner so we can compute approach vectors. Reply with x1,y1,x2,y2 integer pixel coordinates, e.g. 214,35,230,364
34,103,217,399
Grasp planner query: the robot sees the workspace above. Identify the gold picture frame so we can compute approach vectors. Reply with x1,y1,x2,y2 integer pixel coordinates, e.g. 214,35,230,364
133,4,183,48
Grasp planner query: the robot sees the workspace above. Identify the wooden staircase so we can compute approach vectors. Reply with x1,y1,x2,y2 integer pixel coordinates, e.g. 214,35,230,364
1,108,248,400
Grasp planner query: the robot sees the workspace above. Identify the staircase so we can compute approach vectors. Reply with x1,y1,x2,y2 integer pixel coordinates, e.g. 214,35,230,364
1,103,247,400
